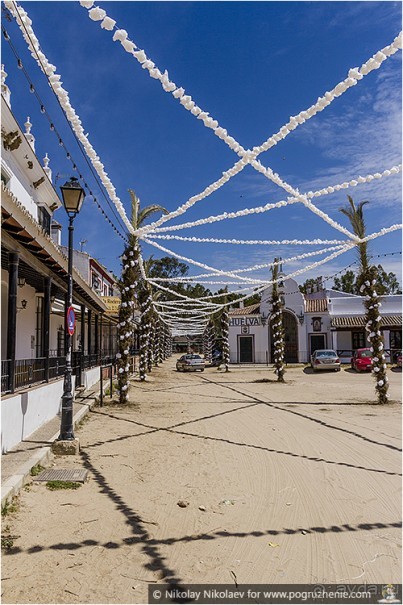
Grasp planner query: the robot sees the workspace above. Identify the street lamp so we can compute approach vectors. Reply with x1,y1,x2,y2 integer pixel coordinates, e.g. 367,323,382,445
58,177,85,441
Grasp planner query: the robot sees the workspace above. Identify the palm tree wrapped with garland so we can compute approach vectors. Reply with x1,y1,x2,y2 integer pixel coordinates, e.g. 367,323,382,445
270,258,286,382
138,282,154,381
117,191,167,402
204,320,214,364
340,196,389,404
220,298,230,372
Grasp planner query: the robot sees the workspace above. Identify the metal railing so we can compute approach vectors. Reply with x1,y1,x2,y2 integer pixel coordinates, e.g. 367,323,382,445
14,358,46,390
1,359,11,394
1,350,121,395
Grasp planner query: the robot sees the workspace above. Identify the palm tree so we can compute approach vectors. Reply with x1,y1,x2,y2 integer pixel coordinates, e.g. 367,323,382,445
270,258,285,382
339,196,389,404
117,192,168,402
339,196,370,287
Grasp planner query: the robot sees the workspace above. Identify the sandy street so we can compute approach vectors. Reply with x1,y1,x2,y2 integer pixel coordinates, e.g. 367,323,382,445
1,361,401,604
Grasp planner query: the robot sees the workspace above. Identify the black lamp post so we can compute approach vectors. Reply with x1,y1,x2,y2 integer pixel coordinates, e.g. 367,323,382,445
58,177,85,441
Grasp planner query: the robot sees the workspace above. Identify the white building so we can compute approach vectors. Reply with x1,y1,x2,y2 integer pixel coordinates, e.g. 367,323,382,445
1,70,119,452
228,276,402,364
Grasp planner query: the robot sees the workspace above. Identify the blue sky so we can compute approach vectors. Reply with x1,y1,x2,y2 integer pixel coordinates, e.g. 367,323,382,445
2,1,402,291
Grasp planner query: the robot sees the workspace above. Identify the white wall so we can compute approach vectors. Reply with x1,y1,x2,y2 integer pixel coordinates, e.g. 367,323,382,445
2,156,38,221
15,285,38,359
1,376,75,453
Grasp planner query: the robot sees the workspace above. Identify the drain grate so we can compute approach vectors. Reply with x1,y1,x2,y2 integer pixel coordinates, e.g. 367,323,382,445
34,468,88,483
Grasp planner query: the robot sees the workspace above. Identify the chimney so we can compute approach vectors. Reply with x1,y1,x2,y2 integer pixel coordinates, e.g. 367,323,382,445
1,64,11,106
239,300,244,309
43,153,52,181
24,116,35,152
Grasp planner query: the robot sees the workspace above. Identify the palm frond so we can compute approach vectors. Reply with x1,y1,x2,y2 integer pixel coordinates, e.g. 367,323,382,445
138,204,169,228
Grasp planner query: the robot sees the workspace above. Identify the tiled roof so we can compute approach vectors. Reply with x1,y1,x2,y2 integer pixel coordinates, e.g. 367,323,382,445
331,315,402,328
305,299,328,313
229,303,261,316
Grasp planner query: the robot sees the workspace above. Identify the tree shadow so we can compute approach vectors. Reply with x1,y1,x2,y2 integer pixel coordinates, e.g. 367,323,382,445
199,375,402,453
5,517,401,556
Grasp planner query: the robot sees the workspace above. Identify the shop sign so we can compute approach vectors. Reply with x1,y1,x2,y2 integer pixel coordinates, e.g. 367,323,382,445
230,316,262,327
103,296,121,315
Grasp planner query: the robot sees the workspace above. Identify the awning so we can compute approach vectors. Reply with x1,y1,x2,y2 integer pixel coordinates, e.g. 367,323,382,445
330,315,402,328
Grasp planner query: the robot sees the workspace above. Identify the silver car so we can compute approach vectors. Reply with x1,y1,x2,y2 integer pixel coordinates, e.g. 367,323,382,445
176,354,205,372
310,349,341,372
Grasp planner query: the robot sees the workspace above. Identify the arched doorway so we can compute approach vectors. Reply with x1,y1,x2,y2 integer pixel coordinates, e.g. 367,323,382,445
270,311,298,363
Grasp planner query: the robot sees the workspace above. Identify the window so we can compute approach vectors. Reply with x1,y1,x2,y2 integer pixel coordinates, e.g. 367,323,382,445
38,206,51,235
390,330,402,353
352,331,366,350
1,170,10,187
92,273,100,290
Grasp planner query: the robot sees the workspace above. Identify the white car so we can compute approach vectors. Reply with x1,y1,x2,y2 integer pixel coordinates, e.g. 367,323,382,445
176,354,205,372
310,349,341,372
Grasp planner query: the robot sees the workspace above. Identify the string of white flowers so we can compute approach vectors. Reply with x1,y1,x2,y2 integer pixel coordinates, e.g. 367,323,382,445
142,162,401,237
12,0,401,267
250,160,359,240
148,242,355,335
79,1,402,236
361,224,403,242
149,242,356,316
147,235,347,246
146,245,346,283
144,198,300,234
305,165,401,198
159,309,216,317
143,237,261,283
7,1,135,235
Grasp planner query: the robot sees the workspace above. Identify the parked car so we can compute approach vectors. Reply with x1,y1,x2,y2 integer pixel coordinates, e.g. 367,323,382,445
176,354,205,372
310,349,341,372
351,348,372,372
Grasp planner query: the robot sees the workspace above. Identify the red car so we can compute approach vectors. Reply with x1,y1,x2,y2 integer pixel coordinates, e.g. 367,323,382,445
351,348,372,372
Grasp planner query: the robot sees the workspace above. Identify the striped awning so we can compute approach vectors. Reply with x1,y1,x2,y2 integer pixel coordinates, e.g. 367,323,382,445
331,315,402,328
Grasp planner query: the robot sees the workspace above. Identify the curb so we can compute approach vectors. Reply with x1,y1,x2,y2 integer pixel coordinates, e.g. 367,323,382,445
1,401,93,508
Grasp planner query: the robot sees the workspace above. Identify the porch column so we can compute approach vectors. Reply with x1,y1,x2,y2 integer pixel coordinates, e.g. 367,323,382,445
80,304,85,385
109,320,112,357
43,277,51,382
7,252,18,393
87,309,92,355
95,313,99,363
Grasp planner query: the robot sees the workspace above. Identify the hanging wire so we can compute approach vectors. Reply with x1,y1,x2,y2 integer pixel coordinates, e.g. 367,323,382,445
3,10,130,239
2,24,129,244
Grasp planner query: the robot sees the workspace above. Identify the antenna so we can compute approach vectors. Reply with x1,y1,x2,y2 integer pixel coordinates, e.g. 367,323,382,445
80,239,87,252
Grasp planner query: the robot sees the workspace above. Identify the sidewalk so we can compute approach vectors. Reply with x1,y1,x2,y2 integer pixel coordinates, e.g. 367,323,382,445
1,382,104,507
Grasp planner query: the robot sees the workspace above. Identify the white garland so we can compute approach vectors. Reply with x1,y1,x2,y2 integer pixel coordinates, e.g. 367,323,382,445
7,1,135,235
79,1,402,238
147,235,347,246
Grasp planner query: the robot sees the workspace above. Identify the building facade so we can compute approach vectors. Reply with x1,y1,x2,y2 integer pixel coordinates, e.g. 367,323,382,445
1,73,119,452
228,276,402,365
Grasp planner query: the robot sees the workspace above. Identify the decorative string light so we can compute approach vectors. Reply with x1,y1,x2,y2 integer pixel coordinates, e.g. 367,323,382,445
8,0,401,335
1,22,129,242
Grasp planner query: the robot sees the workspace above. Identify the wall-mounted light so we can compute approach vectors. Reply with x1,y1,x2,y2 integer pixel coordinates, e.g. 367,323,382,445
18,276,26,287
17,299,27,311
50,295,56,304
298,311,305,325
